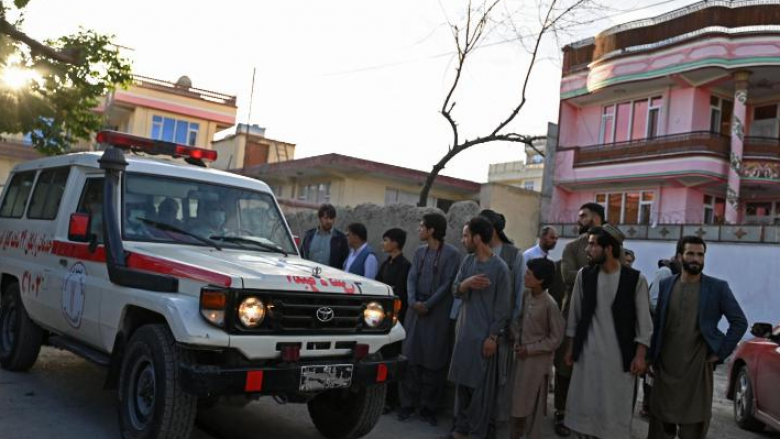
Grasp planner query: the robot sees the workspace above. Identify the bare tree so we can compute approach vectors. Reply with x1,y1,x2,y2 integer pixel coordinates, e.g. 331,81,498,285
418,0,597,206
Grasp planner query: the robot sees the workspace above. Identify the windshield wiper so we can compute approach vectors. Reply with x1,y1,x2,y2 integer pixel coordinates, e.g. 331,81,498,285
138,218,222,251
210,235,288,257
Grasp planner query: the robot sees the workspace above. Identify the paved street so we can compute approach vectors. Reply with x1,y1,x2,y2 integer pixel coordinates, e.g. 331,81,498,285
1,347,778,439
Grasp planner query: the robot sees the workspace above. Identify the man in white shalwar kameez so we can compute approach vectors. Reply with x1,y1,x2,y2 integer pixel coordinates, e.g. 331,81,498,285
563,225,653,439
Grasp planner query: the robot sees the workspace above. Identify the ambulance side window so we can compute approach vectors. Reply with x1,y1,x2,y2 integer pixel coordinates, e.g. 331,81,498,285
0,171,37,218
76,178,104,243
28,167,71,220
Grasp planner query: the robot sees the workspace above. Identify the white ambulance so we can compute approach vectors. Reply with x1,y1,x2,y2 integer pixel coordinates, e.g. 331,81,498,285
0,131,405,439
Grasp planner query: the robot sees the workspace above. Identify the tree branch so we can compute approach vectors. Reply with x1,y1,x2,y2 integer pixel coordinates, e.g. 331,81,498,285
419,0,594,207
0,16,81,64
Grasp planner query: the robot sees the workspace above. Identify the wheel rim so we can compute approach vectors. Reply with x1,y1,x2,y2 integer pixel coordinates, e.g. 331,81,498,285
0,303,18,356
735,371,749,420
128,356,156,430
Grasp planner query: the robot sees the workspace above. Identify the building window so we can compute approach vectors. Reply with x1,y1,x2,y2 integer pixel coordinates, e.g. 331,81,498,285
385,188,436,207
298,183,330,204
269,185,284,198
151,115,200,146
595,191,654,224
600,106,615,144
703,195,726,224
745,201,780,224
524,181,535,191
710,96,733,135
647,97,662,139
600,96,663,144
751,104,778,138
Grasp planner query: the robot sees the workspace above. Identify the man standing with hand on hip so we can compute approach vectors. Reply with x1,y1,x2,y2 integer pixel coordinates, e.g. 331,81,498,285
648,236,747,439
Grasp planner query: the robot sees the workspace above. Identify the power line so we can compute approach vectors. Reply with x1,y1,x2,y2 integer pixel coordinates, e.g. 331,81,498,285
323,0,692,77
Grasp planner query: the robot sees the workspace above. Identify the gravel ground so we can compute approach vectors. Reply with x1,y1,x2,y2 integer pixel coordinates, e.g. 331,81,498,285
0,347,778,439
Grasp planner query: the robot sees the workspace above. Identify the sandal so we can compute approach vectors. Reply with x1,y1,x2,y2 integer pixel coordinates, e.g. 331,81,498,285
554,414,571,437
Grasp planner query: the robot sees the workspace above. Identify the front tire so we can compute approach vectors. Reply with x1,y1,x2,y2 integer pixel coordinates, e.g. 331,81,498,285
118,324,196,439
734,366,765,432
0,283,43,371
308,383,387,439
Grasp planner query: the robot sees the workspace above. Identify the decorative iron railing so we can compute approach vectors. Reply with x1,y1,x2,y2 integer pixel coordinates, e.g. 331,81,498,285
566,131,731,167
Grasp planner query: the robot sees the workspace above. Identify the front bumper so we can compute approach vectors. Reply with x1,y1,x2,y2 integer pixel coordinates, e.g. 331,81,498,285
179,355,406,397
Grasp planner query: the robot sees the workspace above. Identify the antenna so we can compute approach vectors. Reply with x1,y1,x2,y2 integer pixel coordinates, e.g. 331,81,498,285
246,67,256,134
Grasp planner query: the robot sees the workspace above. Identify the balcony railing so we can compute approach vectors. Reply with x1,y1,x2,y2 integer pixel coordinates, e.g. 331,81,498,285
133,75,237,106
744,136,780,158
568,131,730,167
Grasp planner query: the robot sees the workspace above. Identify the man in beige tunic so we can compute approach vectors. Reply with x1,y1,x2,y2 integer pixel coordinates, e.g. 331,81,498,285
511,258,565,439
564,225,653,439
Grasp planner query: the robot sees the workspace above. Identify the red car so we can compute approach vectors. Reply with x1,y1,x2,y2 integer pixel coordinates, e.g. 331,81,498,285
727,322,780,433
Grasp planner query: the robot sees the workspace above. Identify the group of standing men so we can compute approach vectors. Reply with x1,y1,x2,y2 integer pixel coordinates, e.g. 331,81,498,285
300,202,749,439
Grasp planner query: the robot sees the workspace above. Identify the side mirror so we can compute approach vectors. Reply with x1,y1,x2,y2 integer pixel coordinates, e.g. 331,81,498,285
750,322,774,339
68,213,91,242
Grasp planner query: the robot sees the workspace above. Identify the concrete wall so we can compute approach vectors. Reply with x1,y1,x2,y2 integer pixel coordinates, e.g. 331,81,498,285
265,174,475,209
548,238,780,333
283,201,482,261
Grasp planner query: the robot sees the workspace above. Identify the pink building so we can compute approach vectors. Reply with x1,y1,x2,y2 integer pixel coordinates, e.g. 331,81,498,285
551,1,780,226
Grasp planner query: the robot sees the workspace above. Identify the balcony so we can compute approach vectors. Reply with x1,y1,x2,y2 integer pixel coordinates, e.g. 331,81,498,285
562,1,780,76
570,131,730,167
744,136,780,158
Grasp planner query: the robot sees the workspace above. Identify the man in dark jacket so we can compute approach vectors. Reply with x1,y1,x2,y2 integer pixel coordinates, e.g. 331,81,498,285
376,227,412,413
648,236,747,439
300,203,349,269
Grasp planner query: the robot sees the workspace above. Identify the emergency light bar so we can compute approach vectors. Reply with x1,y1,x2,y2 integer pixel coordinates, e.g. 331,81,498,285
95,130,218,163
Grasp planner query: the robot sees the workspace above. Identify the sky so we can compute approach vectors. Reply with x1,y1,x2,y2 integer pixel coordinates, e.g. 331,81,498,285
20,0,699,183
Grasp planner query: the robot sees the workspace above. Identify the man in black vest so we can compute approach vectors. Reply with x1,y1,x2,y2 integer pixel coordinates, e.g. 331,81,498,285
554,202,604,437
563,225,653,439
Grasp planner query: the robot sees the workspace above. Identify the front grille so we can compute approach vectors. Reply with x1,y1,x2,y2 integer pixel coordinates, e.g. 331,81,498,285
229,291,393,335
270,295,363,331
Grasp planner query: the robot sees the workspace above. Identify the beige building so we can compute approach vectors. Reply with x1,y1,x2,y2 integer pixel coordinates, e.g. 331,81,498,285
211,124,296,170
0,141,41,190
0,74,238,188
237,153,480,212
488,139,546,192
100,75,237,149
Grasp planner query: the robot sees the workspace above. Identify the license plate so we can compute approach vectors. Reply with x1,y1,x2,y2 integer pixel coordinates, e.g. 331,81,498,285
299,364,353,392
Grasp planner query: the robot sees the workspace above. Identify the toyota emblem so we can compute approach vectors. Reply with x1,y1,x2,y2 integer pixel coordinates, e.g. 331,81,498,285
316,306,335,323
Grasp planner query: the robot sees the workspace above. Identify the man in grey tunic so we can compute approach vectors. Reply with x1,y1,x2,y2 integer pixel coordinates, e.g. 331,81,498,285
564,225,652,439
448,216,511,439
398,213,462,426
479,209,524,439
